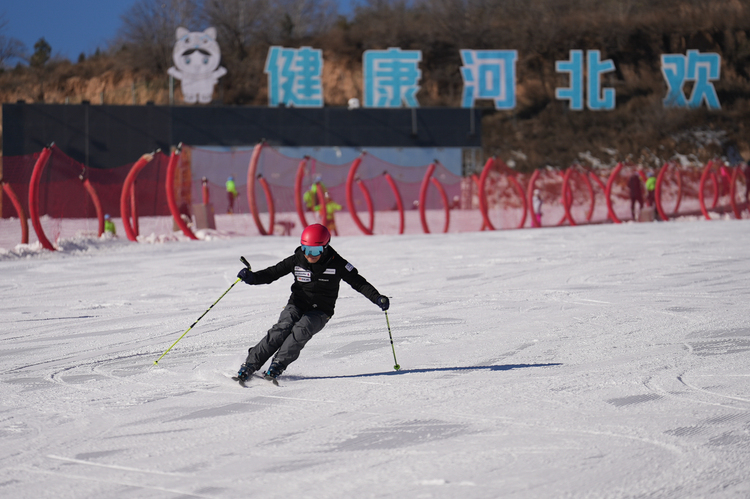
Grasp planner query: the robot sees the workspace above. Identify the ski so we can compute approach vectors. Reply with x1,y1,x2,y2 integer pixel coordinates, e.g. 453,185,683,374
230,373,280,387
231,375,249,387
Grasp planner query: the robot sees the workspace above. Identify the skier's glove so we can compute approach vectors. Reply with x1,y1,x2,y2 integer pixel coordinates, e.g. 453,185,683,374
376,295,390,311
237,268,255,284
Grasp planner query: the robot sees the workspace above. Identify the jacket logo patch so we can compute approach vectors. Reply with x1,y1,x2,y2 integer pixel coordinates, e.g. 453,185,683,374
345,263,354,272
294,266,311,282
324,268,336,275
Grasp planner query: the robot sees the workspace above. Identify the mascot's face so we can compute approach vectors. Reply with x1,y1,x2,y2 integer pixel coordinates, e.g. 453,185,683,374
173,27,222,76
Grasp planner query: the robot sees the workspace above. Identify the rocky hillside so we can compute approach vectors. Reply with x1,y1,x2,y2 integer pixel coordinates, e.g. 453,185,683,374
1,0,749,172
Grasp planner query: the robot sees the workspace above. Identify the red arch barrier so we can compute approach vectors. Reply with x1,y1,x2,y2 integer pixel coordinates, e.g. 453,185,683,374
258,175,276,233
130,184,139,237
604,162,625,224
81,178,104,237
418,163,450,233
588,171,606,193
166,146,198,240
527,169,572,227
526,169,541,228
2,182,29,244
477,158,525,230
246,142,276,236
28,146,55,250
729,166,747,219
345,154,374,235
698,160,721,220
528,168,582,228
560,168,576,226
316,181,328,229
492,158,527,229
654,161,683,221
120,153,155,242
356,179,374,233
477,158,496,230
508,175,528,229
294,157,310,228
560,167,596,226
383,172,405,234
471,174,489,230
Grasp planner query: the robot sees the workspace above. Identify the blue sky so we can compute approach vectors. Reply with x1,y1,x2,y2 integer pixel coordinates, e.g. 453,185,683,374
2,1,354,63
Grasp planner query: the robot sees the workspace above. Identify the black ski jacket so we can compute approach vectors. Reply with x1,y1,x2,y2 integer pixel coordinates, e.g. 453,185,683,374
251,246,381,317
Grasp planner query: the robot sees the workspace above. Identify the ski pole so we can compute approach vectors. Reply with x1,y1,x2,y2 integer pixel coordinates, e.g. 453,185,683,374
384,311,401,371
154,256,251,365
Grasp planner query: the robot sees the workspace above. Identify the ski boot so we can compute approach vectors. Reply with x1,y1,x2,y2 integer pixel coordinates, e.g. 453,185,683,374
236,363,255,382
264,362,284,384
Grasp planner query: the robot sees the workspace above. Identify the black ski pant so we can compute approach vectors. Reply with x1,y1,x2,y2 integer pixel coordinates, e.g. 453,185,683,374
245,304,329,373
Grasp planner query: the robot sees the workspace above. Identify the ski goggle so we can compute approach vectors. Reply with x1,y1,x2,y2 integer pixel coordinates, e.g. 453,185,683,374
301,245,325,256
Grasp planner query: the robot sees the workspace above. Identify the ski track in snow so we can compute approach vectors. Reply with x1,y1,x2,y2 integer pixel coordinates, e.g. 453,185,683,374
1,219,749,498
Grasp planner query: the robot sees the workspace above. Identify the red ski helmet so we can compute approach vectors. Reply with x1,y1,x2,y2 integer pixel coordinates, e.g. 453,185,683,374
301,223,331,247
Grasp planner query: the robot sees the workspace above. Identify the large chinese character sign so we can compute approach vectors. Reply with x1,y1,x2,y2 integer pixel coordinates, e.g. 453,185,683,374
265,46,324,107
661,50,721,110
460,50,517,109
363,48,422,108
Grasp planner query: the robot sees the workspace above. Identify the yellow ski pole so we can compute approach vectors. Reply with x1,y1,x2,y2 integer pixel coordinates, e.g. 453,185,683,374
154,256,251,365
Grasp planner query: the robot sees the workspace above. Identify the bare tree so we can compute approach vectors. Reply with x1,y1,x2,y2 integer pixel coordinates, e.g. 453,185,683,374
200,0,338,104
0,12,26,68
202,0,277,61
203,0,338,54
114,0,202,72
268,0,338,42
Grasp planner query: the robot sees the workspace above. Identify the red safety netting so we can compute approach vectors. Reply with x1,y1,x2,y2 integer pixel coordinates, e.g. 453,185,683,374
1,146,171,248
2,146,169,219
2,142,748,250
186,146,463,214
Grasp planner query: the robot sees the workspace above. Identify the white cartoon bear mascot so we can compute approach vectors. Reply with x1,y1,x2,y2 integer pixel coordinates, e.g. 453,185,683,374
168,27,227,104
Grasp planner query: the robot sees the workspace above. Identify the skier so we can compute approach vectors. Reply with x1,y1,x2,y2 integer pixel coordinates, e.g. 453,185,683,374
234,223,390,382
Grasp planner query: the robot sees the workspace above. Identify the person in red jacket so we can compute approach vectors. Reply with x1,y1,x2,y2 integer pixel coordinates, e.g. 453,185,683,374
235,224,389,382
627,171,644,220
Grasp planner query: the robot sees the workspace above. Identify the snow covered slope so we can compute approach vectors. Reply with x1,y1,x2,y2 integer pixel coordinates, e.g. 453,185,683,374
1,220,749,498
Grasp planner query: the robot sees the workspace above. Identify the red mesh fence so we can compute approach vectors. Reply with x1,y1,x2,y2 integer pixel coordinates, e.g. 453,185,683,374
186,146,464,216
2,146,169,219
1,142,748,251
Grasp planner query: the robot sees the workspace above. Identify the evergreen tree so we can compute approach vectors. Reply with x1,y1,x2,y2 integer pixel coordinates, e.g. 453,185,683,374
30,37,51,68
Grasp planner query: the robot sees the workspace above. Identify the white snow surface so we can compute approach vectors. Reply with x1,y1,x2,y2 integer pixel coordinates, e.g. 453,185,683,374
2,220,750,498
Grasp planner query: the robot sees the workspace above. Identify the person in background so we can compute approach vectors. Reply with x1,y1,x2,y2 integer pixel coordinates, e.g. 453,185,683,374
226,176,238,213
235,224,390,382
645,172,656,207
304,174,325,213
627,171,644,220
104,214,116,236
323,191,342,236
532,188,543,226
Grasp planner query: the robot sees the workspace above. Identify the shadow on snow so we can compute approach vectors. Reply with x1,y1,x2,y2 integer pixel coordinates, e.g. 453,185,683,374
287,363,563,381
